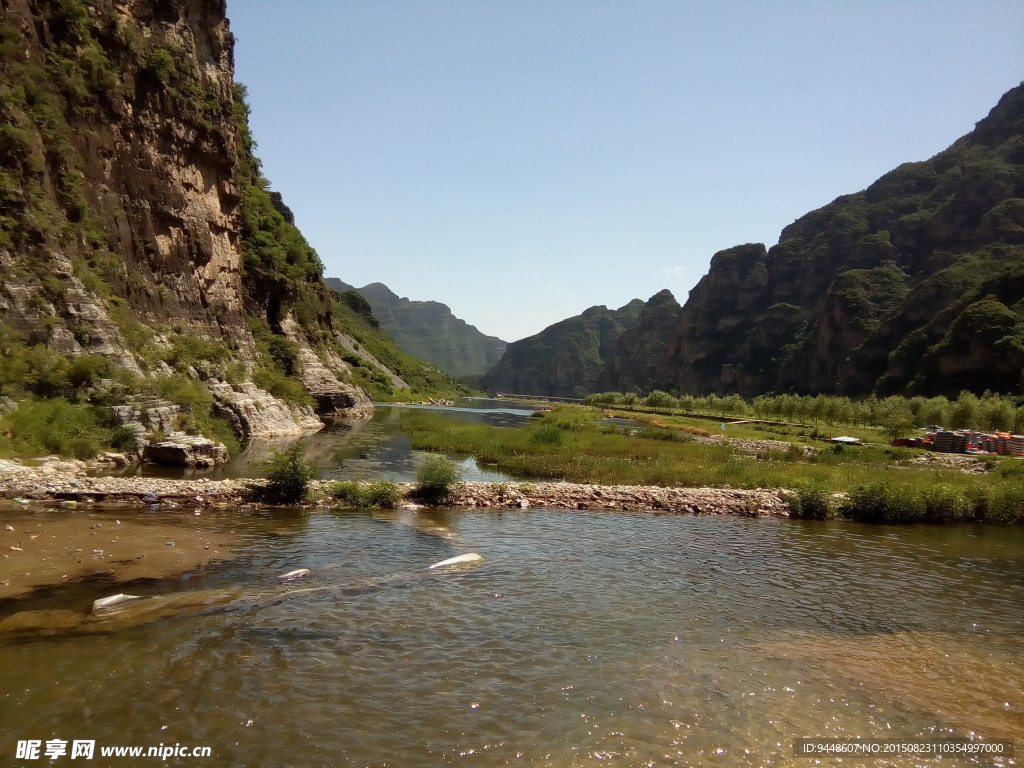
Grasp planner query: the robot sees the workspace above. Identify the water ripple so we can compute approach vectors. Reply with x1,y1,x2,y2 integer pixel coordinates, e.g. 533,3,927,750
1,511,1022,766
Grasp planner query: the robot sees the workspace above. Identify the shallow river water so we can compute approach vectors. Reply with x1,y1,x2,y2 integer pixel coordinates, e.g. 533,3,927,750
115,398,536,483
1,506,1022,767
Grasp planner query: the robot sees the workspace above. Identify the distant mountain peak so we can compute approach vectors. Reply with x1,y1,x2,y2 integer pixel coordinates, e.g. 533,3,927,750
324,279,507,380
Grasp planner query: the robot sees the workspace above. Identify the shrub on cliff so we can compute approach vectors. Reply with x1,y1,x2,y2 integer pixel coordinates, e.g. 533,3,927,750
414,455,463,505
264,445,318,504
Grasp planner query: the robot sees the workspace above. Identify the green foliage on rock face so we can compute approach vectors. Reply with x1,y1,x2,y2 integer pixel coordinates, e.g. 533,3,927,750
143,48,175,86
164,336,232,371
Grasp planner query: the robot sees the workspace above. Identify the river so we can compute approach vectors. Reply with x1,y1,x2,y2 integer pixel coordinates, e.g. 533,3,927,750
1,401,1022,766
112,398,537,483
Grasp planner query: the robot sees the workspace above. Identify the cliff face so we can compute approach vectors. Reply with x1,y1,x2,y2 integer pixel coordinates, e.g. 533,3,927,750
486,83,1024,400
1,0,246,365
597,289,680,393
661,82,1024,398
325,279,507,381
0,0,459,445
481,299,644,397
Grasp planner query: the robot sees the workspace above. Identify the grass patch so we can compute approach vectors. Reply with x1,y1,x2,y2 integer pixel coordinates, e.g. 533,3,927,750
330,479,402,508
0,399,115,460
399,405,1024,525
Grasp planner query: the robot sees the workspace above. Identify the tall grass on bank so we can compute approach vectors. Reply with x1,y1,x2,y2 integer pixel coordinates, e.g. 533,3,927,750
0,400,121,460
331,480,402,508
400,406,1024,525
414,455,463,505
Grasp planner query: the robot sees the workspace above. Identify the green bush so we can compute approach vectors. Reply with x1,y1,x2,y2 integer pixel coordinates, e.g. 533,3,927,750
529,425,563,446
986,482,1024,525
922,483,973,523
331,479,402,508
67,354,111,389
264,444,318,504
164,336,231,370
109,425,138,453
330,480,367,507
843,480,926,523
144,48,175,86
789,481,837,520
0,400,110,459
414,454,463,505
253,366,315,408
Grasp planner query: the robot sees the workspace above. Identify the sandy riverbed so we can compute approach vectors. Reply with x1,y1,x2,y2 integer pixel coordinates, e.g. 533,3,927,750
0,502,238,600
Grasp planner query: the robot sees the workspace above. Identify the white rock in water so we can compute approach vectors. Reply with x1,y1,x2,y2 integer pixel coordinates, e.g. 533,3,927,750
92,594,142,612
279,568,311,580
429,553,484,570
401,503,424,511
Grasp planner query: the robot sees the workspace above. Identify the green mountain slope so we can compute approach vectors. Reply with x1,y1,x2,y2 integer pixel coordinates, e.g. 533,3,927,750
488,83,1024,400
325,279,507,380
480,299,645,397
655,82,1024,398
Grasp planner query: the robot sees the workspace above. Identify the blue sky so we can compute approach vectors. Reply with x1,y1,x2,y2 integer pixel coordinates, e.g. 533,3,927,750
229,0,1024,342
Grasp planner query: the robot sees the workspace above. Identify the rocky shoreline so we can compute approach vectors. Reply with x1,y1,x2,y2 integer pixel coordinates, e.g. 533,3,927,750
0,460,790,517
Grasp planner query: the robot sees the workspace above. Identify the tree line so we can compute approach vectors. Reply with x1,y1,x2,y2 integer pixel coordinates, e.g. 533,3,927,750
584,390,1024,436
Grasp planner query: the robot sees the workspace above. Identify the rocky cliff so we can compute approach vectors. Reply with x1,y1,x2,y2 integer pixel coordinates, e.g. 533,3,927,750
596,289,681,393
487,83,1024,400
325,279,507,381
481,299,645,397
0,0,459,456
656,82,1024,398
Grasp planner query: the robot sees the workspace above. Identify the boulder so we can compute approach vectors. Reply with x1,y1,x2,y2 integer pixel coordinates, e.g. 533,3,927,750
143,437,228,467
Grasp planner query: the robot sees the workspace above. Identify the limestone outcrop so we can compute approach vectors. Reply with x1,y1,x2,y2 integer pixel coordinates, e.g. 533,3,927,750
142,437,229,467
208,381,322,438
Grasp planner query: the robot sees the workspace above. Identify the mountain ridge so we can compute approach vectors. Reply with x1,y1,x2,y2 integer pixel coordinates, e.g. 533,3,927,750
325,278,507,380
483,82,1024,399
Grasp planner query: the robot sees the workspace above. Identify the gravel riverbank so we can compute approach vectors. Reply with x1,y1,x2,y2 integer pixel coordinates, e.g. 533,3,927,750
0,459,790,517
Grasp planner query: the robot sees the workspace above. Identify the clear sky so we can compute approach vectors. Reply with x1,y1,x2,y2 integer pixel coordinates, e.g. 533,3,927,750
229,0,1024,342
